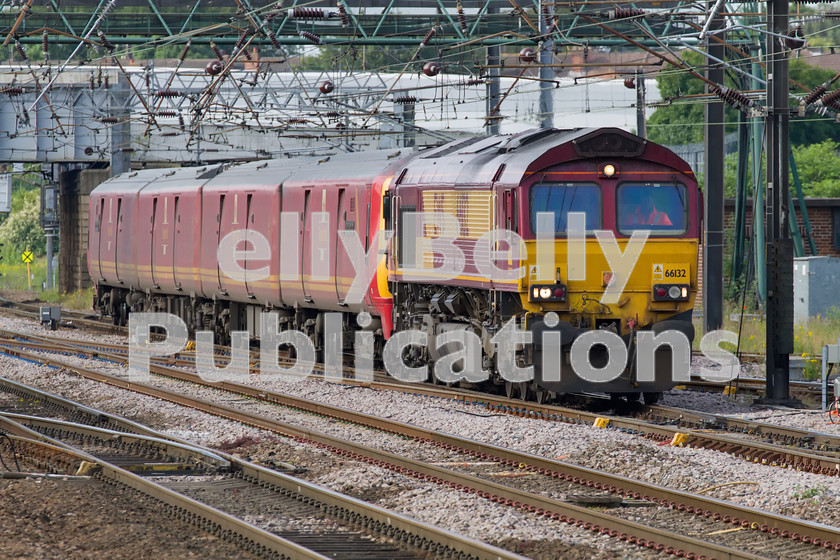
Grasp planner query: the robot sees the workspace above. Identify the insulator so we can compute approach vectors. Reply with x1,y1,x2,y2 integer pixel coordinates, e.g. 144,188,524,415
826,12,840,18
325,111,341,117
154,89,181,98
160,132,179,137
456,0,468,33
101,0,116,18
103,76,109,89
611,8,645,19
422,61,441,76
268,31,282,50
235,31,248,52
178,114,185,130
337,2,349,27
98,30,114,52
205,60,223,76
624,77,636,89
1,86,22,96
98,117,119,124
420,27,436,47
179,41,191,62
519,47,537,63
319,80,334,94
786,27,806,50
14,42,28,62
157,110,177,117
299,31,323,45
291,7,325,19
210,40,224,61
466,78,484,86
287,118,308,124
819,88,840,108
42,31,48,57
90,74,95,90
712,85,754,110
804,84,827,104
394,96,417,104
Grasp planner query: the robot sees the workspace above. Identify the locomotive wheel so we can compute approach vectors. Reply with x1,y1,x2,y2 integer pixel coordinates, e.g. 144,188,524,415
504,381,518,399
504,381,529,400
530,381,549,404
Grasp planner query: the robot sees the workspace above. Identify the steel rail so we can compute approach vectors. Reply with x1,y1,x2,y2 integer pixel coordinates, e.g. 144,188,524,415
0,379,531,560
0,421,334,560
0,343,835,556
0,412,231,470
1,328,839,473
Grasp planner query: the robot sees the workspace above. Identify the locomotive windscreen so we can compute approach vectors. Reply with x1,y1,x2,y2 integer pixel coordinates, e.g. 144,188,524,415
617,183,687,234
529,183,601,235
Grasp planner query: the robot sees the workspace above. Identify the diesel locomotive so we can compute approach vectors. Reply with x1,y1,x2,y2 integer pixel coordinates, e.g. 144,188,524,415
88,127,699,402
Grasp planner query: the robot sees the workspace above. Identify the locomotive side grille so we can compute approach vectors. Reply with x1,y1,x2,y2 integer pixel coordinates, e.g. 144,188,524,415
421,190,493,269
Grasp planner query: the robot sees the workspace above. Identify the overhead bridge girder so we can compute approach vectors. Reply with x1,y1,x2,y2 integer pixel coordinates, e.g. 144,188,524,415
2,0,700,46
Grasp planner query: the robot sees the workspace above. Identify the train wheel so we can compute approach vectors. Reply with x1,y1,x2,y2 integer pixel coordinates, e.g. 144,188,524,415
643,392,662,405
504,381,519,399
530,381,549,404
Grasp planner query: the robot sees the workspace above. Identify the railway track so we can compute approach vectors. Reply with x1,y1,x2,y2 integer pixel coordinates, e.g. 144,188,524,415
1,338,839,558
0,380,529,560
0,419,338,560
2,327,838,476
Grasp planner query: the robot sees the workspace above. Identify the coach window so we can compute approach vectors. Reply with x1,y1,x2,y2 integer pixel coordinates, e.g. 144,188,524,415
529,183,600,235
617,183,686,235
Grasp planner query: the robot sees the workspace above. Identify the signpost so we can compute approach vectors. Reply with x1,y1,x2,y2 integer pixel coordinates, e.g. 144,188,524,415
21,249,33,291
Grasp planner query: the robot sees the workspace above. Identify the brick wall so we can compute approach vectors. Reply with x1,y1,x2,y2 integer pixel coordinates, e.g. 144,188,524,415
696,198,840,305
59,167,110,293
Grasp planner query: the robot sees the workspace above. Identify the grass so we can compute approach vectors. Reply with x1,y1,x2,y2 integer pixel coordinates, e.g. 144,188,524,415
0,258,93,312
693,302,840,358
792,484,827,503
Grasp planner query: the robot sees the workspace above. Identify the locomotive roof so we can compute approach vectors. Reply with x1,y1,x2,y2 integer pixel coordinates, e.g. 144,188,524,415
395,128,694,187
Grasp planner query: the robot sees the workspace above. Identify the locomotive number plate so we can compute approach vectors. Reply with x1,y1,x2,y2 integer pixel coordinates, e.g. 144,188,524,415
653,263,689,282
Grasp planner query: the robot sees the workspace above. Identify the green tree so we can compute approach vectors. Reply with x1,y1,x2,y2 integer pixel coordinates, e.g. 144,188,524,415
790,140,840,197
0,188,45,259
648,53,840,146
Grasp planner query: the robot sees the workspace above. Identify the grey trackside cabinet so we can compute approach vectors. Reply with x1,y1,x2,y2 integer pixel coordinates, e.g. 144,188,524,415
794,256,840,323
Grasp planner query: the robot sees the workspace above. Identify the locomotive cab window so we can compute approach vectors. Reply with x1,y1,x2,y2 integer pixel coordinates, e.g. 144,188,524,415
617,183,687,235
529,183,601,235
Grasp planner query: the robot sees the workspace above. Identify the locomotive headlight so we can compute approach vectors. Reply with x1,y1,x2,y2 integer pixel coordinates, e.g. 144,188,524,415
529,283,567,302
600,163,617,178
681,287,688,298
668,286,681,299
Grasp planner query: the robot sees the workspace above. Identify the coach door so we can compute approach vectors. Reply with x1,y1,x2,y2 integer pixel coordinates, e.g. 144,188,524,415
335,186,350,304
172,196,181,290
113,198,124,283
216,192,249,294
301,189,313,302
243,193,254,297
92,198,105,280
151,196,175,290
